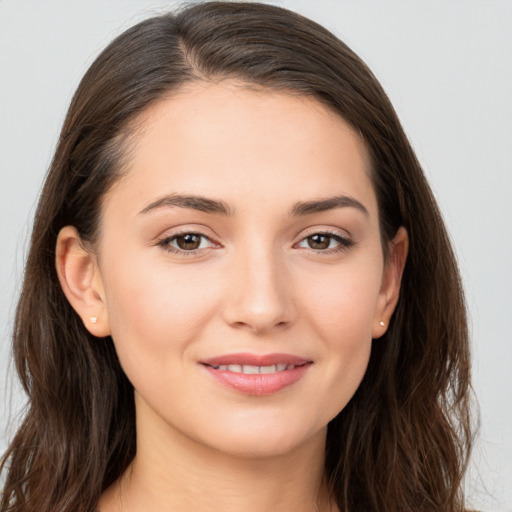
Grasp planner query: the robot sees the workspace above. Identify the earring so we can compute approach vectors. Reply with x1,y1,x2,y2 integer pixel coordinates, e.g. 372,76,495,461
90,316,98,324
379,321,385,327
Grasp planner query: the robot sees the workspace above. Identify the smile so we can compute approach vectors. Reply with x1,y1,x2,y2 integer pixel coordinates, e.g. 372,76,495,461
206,363,299,374
201,353,312,395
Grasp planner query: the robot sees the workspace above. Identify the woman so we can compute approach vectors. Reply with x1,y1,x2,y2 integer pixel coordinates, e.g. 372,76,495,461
0,2,473,511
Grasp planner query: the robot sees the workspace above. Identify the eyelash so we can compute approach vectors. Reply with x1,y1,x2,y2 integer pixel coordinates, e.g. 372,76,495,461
296,230,353,254
156,230,219,258
156,229,353,257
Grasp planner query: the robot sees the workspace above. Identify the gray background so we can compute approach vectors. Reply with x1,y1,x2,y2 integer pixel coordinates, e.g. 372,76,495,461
1,1,511,510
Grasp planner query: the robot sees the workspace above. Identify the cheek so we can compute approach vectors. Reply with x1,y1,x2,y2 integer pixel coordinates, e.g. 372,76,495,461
101,253,220,379
299,258,383,341
296,259,382,413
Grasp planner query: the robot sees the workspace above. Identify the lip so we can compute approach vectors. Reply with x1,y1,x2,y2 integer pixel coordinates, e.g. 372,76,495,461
202,353,310,367
200,353,312,396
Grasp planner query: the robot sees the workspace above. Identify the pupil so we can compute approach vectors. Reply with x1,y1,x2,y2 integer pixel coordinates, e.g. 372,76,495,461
309,234,330,250
177,234,201,250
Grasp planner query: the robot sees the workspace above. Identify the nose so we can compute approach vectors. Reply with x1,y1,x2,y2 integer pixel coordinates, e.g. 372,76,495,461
221,244,295,335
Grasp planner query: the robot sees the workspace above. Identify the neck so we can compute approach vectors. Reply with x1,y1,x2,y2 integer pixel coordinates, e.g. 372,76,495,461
100,397,336,512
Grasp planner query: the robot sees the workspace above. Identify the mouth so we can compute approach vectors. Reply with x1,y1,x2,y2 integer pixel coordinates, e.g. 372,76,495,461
204,363,303,374
200,353,312,395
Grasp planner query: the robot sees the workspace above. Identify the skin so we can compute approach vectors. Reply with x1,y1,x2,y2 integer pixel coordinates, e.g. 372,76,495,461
56,82,408,512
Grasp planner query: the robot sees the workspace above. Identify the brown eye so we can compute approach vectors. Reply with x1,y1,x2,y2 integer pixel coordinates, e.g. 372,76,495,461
176,233,202,250
307,234,332,250
296,232,353,253
157,232,217,255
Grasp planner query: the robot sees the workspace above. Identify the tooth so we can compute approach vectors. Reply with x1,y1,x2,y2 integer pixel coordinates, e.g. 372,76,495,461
242,365,260,374
213,363,296,373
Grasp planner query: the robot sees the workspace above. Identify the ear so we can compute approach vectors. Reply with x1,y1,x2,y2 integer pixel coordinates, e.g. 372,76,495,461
372,226,409,339
55,226,111,337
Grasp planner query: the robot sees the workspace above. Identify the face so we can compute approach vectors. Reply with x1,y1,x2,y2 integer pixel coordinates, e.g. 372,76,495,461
87,82,403,458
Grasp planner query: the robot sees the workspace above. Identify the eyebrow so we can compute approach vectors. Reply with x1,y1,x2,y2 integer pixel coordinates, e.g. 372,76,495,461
290,195,369,217
139,193,368,217
139,194,235,216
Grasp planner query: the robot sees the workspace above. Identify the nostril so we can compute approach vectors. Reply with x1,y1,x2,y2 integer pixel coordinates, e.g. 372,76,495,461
221,279,295,333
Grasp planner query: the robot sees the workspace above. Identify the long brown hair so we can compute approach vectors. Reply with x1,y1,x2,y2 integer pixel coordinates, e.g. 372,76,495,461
1,2,473,511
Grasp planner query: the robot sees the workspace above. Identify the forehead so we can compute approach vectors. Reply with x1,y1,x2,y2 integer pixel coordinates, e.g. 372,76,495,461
104,81,377,218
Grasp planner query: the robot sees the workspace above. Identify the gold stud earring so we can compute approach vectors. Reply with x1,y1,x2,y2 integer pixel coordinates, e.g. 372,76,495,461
379,321,385,327
90,316,98,324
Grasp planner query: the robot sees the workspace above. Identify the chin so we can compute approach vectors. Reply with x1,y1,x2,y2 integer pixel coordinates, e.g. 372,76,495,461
193,418,328,460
